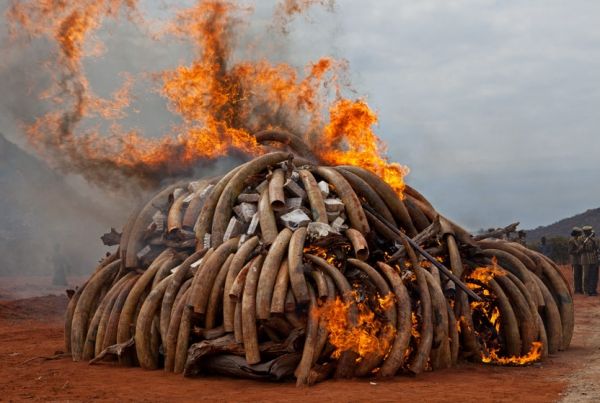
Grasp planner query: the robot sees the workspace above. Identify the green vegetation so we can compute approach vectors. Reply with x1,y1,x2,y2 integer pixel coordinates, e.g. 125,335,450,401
529,237,569,264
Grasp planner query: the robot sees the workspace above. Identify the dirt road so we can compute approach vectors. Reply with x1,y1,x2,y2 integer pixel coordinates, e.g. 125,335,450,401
0,272,598,402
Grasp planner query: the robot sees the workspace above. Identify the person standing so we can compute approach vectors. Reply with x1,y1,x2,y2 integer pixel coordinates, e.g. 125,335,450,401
568,227,583,294
539,236,551,257
581,225,599,296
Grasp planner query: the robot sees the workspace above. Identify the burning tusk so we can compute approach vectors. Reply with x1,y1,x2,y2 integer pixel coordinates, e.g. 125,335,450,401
422,269,451,370
295,284,319,386
256,228,293,320
194,166,242,249
242,254,265,365
270,259,290,316
160,249,207,346
84,272,135,361
345,229,369,261
125,182,184,269
188,237,239,315
258,187,279,245
223,236,260,331
71,259,120,361
315,166,370,234
229,258,254,303
164,285,191,372
268,168,286,211
298,169,328,224
377,262,411,377
335,167,395,224
136,274,173,369
338,165,416,236
212,152,291,246
255,129,317,161
167,191,190,235
205,254,234,329
288,227,310,305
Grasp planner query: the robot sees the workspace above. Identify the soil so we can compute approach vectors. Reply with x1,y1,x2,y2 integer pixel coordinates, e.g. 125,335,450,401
1,268,599,402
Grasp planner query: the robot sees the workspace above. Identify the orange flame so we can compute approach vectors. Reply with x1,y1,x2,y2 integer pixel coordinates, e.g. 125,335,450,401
314,292,395,360
7,0,408,193
319,99,409,197
468,266,505,285
466,261,542,366
482,342,543,366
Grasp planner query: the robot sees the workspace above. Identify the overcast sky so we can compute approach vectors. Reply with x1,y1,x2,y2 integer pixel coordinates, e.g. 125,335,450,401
278,0,600,230
2,0,599,232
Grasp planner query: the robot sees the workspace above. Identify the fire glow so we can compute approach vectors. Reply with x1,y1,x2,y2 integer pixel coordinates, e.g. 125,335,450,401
313,292,396,360
6,0,408,194
467,264,542,366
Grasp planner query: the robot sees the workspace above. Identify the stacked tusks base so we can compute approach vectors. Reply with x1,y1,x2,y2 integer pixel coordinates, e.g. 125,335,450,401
65,131,574,386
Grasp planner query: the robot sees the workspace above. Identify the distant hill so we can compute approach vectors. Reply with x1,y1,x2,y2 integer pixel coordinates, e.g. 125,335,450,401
526,208,600,242
0,133,122,276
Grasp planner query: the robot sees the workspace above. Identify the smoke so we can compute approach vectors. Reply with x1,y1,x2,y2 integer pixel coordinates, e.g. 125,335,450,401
0,0,409,284
272,0,335,34
2,0,351,192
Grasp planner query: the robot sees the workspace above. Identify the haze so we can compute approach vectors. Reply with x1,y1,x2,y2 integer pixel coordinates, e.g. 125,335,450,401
2,0,599,234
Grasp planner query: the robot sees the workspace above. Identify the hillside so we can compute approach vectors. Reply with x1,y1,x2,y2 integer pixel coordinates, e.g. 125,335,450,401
0,133,124,276
526,207,600,242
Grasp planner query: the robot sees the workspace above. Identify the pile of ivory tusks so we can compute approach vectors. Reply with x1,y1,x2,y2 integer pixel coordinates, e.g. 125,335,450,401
64,130,574,386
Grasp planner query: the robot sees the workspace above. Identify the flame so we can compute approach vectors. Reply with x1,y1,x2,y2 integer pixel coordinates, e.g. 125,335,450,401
304,245,340,266
314,291,395,360
467,258,505,285
466,262,542,366
319,99,409,197
468,266,505,284
482,342,543,366
7,0,409,193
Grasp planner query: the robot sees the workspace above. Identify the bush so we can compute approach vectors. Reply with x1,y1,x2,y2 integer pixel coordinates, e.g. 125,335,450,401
529,236,569,264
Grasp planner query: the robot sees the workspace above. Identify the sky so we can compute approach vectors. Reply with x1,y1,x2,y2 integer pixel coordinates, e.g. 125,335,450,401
2,0,600,232
279,0,600,231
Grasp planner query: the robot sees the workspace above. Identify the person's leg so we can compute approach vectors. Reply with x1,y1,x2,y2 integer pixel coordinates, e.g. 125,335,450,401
573,264,583,294
589,263,599,296
583,264,591,294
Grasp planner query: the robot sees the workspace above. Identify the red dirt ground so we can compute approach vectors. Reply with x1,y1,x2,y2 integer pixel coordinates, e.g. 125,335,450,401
1,269,598,402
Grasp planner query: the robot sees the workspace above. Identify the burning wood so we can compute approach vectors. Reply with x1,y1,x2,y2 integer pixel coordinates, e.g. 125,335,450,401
65,133,573,386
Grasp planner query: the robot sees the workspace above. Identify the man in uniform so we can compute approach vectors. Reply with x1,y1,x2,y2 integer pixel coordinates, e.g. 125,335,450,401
539,236,551,257
581,225,599,296
568,227,583,294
